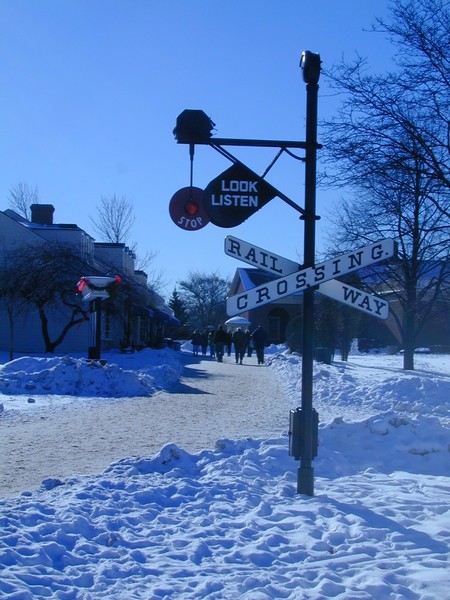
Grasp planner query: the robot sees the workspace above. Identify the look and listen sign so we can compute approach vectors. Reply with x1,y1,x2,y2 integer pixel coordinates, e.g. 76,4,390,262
203,163,277,227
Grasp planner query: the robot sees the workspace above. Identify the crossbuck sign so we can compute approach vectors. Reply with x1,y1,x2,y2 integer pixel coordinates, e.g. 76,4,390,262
225,236,395,318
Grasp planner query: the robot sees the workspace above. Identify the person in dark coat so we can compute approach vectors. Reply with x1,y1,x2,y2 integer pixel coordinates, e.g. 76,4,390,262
213,325,228,362
208,330,216,357
191,330,202,356
245,329,252,357
225,330,232,356
232,327,247,365
252,325,268,364
201,330,208,356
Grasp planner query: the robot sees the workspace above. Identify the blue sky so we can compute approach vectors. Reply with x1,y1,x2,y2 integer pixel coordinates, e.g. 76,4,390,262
0,0,394,297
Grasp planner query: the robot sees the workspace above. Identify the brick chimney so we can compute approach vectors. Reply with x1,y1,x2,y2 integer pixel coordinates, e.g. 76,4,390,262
30,204,55,225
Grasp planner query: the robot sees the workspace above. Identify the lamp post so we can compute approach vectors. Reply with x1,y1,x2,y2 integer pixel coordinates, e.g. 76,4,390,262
298,51,321,496
77,275,120,361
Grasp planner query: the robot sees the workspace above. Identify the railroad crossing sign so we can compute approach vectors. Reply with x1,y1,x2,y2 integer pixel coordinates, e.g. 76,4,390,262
317,279,389,319
225,235,395,318
225,235,299,277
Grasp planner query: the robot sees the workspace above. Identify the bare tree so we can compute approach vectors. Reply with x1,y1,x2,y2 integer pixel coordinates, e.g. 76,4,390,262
322,0,450,219
177,271,231,331
131,246,167,293
374,0,450,206
90,194,135,244
7,182,39,220
0,245,31,360
11,242,91,353
320,0,450,369
325,147,449,370
90,194,165,293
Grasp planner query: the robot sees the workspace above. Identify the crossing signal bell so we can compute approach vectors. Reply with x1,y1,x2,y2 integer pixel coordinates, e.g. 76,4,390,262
173,110,215,144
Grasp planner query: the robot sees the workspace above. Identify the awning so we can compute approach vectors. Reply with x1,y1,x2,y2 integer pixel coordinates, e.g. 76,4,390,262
132,304,154,318
153,309,180,325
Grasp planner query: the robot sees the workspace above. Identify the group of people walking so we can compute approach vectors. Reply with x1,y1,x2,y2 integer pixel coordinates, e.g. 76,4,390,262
190,329,216,357
191,325,267,365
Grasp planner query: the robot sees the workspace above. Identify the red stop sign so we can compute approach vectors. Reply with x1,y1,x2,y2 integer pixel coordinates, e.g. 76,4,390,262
169,187,210,231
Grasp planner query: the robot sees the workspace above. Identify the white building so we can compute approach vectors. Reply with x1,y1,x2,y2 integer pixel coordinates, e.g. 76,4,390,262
0,204,177,355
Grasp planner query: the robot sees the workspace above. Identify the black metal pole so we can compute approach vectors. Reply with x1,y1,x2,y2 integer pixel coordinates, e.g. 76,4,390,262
95,297,102,358
298,54,320,496
88,297,102,360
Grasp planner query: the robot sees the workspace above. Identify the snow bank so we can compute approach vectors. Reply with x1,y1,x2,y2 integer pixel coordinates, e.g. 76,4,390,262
0,348,182,399
1,346,450,598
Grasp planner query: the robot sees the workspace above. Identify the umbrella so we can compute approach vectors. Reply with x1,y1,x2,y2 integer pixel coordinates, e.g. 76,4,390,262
225,316,251,327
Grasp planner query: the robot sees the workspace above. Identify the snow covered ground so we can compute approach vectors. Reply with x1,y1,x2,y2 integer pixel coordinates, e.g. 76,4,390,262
0,344,449,599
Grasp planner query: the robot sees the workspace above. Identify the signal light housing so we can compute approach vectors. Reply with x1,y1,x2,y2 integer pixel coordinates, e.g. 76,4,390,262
184,201,199,216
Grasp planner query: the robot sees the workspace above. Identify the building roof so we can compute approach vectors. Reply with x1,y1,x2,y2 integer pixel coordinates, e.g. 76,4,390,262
232,267,278,293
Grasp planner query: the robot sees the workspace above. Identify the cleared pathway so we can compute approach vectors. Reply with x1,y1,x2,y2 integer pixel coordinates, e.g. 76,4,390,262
0,352,291,498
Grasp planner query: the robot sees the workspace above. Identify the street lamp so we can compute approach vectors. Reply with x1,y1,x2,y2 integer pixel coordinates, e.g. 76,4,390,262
300,51,321,84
